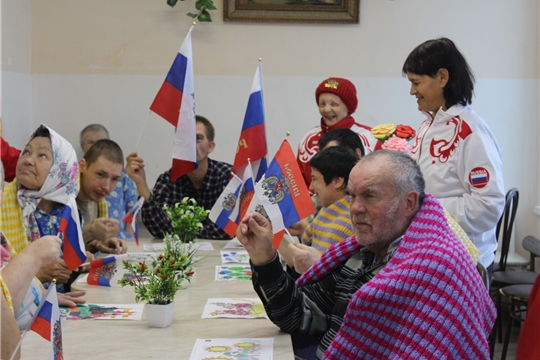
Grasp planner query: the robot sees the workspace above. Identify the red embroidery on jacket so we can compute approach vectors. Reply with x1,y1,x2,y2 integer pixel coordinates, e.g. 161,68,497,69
411,120,430,155
429,116,472,164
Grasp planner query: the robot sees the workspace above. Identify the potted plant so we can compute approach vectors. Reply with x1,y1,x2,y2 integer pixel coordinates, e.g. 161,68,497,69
163,234,199,289
118,254,188,328
164,197,209,244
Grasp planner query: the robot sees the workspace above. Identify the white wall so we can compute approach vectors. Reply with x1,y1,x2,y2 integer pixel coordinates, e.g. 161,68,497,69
2,0,540,257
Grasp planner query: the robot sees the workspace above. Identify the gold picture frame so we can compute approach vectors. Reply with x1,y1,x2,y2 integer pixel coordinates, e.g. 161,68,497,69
223,0,360,24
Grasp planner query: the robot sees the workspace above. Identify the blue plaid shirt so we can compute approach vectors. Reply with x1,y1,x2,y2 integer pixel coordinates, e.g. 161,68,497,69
105,169,139,239
142,158,233,240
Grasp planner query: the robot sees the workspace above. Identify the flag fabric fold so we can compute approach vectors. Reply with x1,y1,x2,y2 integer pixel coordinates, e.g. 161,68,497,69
232,62,268,182
209,175,243,237
87,255,126,287
59,197,87,271
150,25,197,182
248,140,315,248
30,285,63,360
238,162,255,222
122,197,144,245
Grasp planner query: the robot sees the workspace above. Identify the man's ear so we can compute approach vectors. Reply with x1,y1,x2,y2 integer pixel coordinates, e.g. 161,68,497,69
404,190,420,215
208,141,216,154
438,68,449,89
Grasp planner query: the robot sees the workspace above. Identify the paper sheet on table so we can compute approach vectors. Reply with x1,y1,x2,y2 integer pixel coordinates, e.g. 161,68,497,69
201,298,267,319
223,238,244,249
60,303,144,320
190,338,273,360
215,265,252,281
220,250,249,264
143,242,214,251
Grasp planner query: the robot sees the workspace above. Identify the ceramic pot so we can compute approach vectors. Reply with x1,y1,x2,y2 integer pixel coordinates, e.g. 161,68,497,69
145,302,174,328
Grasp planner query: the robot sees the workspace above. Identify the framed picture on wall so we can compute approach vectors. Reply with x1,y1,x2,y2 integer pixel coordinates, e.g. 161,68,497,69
223,0,360,24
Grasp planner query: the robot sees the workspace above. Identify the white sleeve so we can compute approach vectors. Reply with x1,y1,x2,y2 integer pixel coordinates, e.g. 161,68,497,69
438,132,505,234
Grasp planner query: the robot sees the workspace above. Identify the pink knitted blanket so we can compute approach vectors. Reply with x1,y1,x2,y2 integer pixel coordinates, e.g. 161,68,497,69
298,194,496,359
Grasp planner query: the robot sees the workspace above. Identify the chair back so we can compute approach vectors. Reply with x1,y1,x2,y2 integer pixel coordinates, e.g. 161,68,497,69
495,188,519,271
522,235,540,271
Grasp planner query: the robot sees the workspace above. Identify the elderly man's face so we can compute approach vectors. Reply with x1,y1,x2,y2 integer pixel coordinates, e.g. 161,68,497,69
347,157,409,254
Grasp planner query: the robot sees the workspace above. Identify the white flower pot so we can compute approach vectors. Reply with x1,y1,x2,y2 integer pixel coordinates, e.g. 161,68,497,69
145,302,174,328
180,278,189,289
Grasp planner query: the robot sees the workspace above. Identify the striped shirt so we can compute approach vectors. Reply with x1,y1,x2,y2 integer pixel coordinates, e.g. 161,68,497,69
142,159,232,240
251,240,399,359
302,196,352,254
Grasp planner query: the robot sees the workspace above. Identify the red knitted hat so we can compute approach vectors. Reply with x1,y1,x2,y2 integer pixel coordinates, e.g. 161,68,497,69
315,77,358,115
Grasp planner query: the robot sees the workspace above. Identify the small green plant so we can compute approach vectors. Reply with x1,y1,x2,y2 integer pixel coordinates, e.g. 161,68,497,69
118,254,187,305
164,234,199,274
164,197,209,243
167,0,216,22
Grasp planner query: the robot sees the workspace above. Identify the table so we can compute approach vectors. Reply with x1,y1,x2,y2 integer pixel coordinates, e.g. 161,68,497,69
22,239,294,359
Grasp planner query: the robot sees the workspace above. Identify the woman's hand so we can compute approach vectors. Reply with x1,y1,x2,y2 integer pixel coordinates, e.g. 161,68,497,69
57,291,86,307
36,259,71,284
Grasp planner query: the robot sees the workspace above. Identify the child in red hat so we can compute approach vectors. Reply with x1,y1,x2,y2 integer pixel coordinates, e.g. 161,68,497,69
296,77,379,187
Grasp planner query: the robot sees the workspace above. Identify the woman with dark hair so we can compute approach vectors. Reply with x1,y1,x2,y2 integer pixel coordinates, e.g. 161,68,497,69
403,37,505,274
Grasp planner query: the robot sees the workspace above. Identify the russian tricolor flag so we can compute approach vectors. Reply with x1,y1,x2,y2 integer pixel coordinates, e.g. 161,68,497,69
248,140,315,248
232,61,268,182
209,174,243,237
30,285,63,360
238,162,255,221
59,198,87,271
123,197,144,245
87,256,125,287
150,25,197,182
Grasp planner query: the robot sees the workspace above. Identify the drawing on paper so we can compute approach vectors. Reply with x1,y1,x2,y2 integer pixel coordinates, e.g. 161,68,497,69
220,250,250,264
60,303,144,320
215,265,252,281
202,298,267,319
190,338,273,360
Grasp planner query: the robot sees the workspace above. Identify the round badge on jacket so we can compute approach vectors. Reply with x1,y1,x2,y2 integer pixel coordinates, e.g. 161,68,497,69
469,167,490,188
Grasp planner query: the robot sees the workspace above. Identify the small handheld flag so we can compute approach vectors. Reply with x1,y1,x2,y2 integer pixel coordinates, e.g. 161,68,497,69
248,140,316,249
209,174,243,237
238,161,255,221
150,25,197,182
58,197,87,271
232,61,268,182
29,284,63,360
122,197,145,245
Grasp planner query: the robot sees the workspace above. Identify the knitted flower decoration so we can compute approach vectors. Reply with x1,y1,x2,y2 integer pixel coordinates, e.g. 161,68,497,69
371,123,416,154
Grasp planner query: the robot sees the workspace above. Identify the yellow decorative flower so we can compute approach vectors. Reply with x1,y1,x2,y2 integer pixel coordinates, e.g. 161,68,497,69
371,123,396,140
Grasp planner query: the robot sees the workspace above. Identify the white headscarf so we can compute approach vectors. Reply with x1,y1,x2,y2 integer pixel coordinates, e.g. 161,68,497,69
17,125,79,241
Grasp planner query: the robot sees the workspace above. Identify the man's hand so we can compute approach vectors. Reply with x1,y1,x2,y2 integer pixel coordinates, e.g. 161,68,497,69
236,212,276,266
287,218,309,238
126,152,151,200
57,291,86,307
36,259,71,284
100,238,128,254
85,218,120,243
289,243,322,274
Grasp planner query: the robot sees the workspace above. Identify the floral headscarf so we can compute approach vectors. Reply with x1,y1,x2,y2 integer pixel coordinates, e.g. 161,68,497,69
17,125,79,242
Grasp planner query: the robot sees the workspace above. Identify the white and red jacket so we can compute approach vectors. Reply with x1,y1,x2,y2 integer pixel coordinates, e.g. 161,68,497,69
297,116,380,187
411,104,505,268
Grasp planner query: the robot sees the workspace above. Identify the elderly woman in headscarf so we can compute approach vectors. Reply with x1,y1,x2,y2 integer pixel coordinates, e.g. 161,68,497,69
0,124,92,288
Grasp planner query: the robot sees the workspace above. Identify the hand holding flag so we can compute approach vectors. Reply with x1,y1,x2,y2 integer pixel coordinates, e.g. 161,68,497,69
247,140,315,249
58,198,87,271
122,197,145,245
